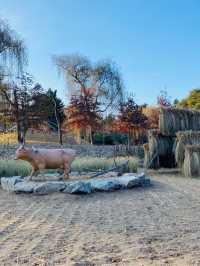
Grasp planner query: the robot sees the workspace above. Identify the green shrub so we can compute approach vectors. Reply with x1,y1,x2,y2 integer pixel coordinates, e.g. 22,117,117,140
0,160,32,177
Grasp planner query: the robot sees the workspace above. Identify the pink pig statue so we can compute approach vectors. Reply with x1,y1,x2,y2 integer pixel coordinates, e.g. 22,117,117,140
15,145,76,180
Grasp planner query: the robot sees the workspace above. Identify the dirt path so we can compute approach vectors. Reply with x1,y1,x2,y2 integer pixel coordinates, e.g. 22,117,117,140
1,174,200,265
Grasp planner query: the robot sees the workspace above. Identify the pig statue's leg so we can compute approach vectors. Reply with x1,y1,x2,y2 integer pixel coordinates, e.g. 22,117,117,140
38,163,46,176
63,164,70,180
27,168,38,181
58,169,64,180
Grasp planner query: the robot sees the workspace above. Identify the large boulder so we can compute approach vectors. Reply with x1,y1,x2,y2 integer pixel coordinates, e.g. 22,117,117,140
1,176,23,191
0,173,151,195
34,182,66,195
63,181,92,194
90,179,122,192
118,175,141,188
14,181,35,193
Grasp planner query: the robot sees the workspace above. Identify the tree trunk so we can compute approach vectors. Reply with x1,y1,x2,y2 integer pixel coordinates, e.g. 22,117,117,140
53,97,63,146
16,120,22,143
76,129,81,144
58,123,63,145
127,130,131,150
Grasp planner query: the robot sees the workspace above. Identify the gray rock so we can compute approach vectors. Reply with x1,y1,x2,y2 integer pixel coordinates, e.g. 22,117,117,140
14,181,35,193
1,176,23,191
0,173,150,195
136,173,151,187
118,175,140,188
34,181,66,195
140,177,151,187
90,179,122,192
63,181,92,194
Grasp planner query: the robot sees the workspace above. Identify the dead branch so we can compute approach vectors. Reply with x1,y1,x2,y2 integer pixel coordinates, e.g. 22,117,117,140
89,160,129,178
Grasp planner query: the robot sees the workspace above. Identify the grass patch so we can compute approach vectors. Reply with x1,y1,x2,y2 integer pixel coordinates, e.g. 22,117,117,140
0,157,138,177
0,160,32,177
71,156,138,173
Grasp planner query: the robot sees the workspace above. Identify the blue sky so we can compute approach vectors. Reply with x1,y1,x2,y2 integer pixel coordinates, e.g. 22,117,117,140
1,0,200,105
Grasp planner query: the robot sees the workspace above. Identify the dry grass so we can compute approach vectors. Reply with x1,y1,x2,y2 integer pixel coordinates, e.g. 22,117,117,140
0,133,17,145
0,132,74,146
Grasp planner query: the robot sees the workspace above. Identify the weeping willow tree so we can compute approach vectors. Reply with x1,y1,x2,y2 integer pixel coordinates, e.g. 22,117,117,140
0,18,27,79
53,54,124,113
0,18,27,136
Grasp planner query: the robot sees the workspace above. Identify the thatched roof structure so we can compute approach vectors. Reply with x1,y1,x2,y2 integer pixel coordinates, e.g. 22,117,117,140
175,131,200,168
159,108,200,136
143,129,175,169
183,145,200,177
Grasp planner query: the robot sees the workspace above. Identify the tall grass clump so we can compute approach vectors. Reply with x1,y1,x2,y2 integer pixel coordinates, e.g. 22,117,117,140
71,156,138,174
0,160,31,177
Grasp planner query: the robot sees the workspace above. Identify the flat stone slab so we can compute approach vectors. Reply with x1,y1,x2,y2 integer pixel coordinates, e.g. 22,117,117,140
1,176,22,191
34,181,66,195
0,173,151,195
63,181,92,194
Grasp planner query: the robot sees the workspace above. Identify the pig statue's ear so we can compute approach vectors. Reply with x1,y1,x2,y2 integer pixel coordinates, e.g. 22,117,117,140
32,146,38,153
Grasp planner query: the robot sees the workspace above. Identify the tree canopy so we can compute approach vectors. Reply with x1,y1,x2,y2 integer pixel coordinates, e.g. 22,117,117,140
116,97,148,145
178,89,200,110
53,54,124,112
0,18,27,78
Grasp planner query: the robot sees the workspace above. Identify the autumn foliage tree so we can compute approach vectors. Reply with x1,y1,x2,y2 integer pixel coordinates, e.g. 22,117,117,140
142,107,159,129
66,93,101,144
116,98,148,146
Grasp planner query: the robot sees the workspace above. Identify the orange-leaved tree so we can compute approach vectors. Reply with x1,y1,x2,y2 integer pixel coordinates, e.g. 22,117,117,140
116,97,149,146
66,93,101,144
142,107,159,129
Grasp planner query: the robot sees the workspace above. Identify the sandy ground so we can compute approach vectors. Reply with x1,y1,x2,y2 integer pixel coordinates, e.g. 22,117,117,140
1,174,200,266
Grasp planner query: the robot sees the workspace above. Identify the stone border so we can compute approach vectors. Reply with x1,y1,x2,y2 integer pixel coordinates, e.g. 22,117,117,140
0,174,151,195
